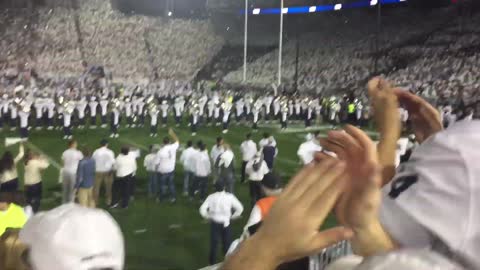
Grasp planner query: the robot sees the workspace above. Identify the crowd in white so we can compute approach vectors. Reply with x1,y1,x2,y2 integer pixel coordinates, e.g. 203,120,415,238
0,0,224,84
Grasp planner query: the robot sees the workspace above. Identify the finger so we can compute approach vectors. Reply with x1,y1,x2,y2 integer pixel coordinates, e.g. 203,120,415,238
282,162,318,195
319,138,347,160
344,125,377,161
367,77,381,98
309,172,348,223
313,151,336,162
289,159,340,200
327,130,362,158
306,227,354,257
299,162,346,206
392,88,422,113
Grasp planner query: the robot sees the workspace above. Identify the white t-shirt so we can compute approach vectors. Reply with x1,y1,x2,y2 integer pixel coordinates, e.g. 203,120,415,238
259,137,277,149
199,191,244,227
297,140,323,165
211,145,225,163
180,147,197,172
194,150,211,177
114,154,137,178
245,159,269,181
143,153,156,172
92,147,115,173
240,140,257,162
155,142,180,173
61,148,84,175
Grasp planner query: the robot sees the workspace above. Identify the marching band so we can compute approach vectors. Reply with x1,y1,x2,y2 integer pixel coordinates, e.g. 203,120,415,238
0,83,370,139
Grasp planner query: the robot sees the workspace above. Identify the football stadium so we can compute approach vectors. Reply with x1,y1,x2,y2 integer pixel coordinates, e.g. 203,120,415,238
0,0,479,270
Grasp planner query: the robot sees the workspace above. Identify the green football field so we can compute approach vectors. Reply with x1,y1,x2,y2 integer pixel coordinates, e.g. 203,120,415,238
0,121,374,270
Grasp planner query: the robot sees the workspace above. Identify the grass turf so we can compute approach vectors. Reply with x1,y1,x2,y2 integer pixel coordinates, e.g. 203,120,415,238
0,122,345,270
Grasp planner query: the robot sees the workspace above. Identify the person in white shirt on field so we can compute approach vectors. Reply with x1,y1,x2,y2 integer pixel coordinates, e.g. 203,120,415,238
61,140,83,203
200,181,244,265
240,133,257,183
180,140,198,196
24,150,50,213
258,132,277,149
155,129,180,203
144,145,159,198
245,152,270,206
297,132,323,165
217,144,236,194
191,141,211,200
111,146,137,209
92,139,115,206
211,137,225,164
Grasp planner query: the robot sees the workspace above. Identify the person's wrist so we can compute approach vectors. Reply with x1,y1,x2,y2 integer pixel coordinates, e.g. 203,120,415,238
352,219,395,256
247,231,283,268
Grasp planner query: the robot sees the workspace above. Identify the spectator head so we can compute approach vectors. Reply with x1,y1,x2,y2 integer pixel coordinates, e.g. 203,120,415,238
0,151,14,174
246,133,252,140
261,173,282,197
19,204,125,270
0,192,14,211
214,181,226,192
82,147,92,158
263,132,270,139
100,139,109,147
199,143,206,152
314,131,321,138
120,146,129,156
163,136,170,145
196,140,204,149
68,139,77,149
216,137,223,146
186,141,193,148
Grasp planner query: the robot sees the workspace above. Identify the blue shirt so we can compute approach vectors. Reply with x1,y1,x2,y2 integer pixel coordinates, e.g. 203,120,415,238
76,158,96,188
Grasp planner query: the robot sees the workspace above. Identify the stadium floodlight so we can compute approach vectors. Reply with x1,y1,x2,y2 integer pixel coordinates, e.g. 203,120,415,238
334,4,342,10
282,7,288,14
370,0,378,6
309,6,316,12
252,8,261,15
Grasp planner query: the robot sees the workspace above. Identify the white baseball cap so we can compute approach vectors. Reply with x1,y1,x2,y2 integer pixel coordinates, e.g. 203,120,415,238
20,204,125,270
380,120,480,269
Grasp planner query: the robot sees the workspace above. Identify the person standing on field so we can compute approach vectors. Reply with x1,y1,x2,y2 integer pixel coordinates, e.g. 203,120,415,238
76,148,96,208
92,139,115,206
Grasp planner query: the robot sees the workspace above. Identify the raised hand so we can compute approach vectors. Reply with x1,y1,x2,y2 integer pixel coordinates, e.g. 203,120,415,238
393,89,443,143
319,125,396,256
222,159,354,270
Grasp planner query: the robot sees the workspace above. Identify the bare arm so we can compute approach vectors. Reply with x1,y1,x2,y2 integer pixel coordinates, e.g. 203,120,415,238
168,128,179,143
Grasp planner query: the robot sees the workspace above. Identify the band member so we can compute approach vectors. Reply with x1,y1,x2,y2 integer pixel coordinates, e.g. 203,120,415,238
63,103,74,140
111,104,120,138
89,96,98,128
191,106,199,136
99,96,109,128
18,107,30,139
34,96,44,130
45,95,55,130
124,97,133,128
206,98,215,125
149,106,159,137
76,97,88,129
235,98,244,122
160,100,169,127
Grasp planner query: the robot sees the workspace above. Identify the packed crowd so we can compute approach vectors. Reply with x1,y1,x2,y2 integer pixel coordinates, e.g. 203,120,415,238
0,0,224,83
223,7,480,108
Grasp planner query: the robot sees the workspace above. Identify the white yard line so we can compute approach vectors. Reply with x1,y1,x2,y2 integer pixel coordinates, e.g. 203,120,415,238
27,142,62,170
